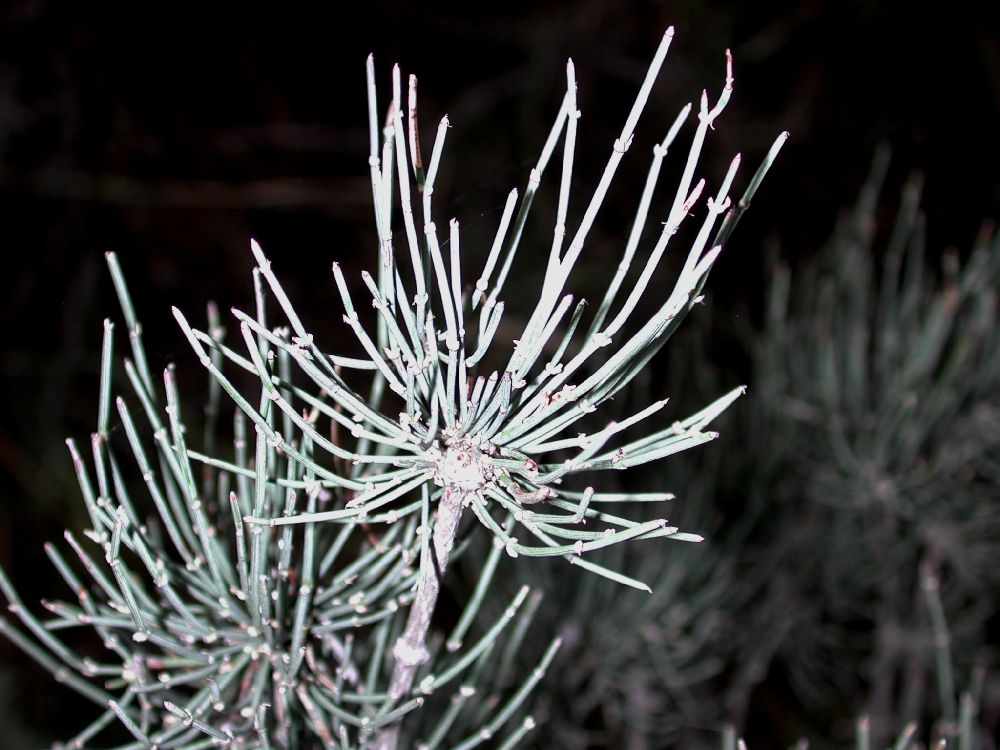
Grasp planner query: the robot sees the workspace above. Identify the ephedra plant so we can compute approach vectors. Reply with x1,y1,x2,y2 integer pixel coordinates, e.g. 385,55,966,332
738,148,1000,748
0,28,785,748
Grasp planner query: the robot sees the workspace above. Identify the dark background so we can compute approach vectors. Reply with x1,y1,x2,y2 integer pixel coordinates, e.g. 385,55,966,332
1,1,998,746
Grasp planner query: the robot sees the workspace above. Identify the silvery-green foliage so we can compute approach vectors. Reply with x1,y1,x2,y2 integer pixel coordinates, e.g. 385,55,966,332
0,267,558,749
506,451,741,749
495,325,770,749
0,28,785,748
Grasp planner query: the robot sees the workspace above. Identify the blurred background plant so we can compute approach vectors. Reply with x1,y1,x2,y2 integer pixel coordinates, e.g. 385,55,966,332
735,147,1000,748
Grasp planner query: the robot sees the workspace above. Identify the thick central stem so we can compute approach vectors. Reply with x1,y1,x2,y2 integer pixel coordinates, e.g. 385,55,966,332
373,483,465,749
